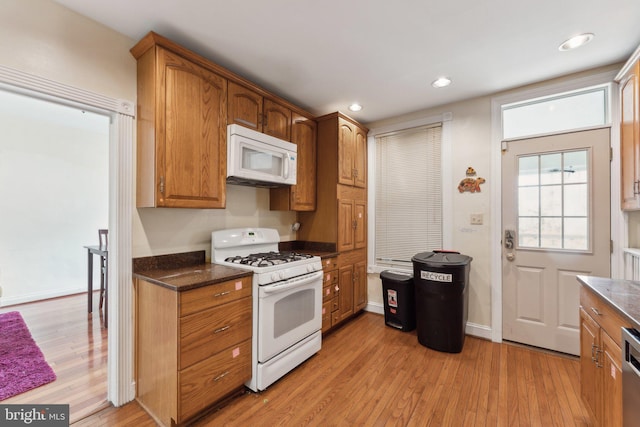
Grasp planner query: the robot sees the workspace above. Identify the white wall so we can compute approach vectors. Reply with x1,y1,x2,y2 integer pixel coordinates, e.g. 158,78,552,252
133,185,297,258
0,90,109,305
366,63,622,330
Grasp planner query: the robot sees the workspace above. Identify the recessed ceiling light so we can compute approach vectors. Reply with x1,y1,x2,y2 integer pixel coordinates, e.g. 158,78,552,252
559,33,594,51
431,77,452,88
348,103,362,112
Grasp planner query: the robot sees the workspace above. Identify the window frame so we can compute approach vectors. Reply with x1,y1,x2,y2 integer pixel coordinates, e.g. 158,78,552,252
367,113,453,274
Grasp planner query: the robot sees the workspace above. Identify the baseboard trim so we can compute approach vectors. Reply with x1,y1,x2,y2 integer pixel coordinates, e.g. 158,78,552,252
365,303,493,340
0,288,87,307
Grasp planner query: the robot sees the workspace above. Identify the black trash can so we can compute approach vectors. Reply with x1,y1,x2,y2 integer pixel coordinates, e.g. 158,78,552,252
411,250,472,353
380,270,416,331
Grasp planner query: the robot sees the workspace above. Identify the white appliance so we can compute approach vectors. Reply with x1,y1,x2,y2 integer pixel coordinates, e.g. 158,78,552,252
211,228,322,392
227,124,297,187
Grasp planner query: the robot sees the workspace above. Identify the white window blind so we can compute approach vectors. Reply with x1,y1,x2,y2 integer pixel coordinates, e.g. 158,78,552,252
375,124,442,268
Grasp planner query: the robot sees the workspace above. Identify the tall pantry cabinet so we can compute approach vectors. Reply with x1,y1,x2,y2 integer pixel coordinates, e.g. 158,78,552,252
298,112,368,330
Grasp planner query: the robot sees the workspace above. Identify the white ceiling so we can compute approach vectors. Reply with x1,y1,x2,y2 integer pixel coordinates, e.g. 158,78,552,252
54,0,640,124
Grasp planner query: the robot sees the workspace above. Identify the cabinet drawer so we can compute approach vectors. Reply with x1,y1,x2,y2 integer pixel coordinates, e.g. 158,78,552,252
180,276,252,316
322,282,338,302
323,270,338,287
322,300,332,333
323,257,338,270
580,287,631,348
179,339,251,422
180,296,252,369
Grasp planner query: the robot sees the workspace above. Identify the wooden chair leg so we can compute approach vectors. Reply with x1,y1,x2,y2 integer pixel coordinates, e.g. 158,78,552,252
99,255,105,310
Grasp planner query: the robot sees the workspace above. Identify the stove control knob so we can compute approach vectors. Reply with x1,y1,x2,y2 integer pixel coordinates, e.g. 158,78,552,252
307,264,314,272
271,273,279,282
279,271,285,280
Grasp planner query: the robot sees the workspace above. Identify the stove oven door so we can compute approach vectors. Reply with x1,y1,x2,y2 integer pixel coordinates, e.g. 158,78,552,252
258,270,323,362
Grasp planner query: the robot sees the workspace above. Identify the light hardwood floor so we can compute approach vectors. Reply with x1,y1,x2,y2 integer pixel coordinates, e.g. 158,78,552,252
1,294,592,426
0,292,108,423
76,309,592,426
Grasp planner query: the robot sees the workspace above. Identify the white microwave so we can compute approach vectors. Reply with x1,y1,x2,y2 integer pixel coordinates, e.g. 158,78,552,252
227,124,297,187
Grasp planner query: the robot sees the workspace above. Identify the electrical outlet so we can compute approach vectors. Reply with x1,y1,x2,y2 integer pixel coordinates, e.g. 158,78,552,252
470,213,483,225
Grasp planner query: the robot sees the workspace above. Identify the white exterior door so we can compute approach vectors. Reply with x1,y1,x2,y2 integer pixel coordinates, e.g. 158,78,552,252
502,128,610,355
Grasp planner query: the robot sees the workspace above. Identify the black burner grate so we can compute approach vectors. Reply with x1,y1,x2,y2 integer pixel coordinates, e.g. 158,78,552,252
225,251,314,267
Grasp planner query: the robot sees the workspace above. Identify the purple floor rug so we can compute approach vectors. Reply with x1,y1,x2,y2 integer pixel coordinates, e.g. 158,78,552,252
0,311,56,400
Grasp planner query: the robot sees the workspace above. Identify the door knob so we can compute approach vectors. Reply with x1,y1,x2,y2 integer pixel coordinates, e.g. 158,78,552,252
506,253,515,262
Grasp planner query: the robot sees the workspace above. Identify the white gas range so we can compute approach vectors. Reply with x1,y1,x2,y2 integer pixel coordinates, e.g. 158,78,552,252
211,228,323,392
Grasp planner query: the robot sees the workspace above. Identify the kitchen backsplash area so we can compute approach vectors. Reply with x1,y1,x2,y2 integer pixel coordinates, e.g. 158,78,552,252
133,184,297,259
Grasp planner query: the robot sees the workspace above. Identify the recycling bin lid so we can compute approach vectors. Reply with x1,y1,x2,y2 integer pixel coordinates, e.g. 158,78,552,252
411,251,472,267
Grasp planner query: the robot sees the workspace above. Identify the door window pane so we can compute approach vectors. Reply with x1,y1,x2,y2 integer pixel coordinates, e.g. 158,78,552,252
540,153,562,185
517,149,590,251
564,218,588,250
541,185,561,216
519,187,539,216
518,217,539,247
518,156,539,186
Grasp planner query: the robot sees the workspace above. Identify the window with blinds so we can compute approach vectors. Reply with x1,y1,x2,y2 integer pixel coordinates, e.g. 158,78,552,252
375,124,443,268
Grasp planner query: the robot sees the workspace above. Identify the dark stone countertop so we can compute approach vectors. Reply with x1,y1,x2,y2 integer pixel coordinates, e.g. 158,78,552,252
577,275,640,330
132,245,340,292
133,263,252,292
133,250,251,292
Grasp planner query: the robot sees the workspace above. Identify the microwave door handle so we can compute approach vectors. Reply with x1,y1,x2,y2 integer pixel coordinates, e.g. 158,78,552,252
283,152,290,179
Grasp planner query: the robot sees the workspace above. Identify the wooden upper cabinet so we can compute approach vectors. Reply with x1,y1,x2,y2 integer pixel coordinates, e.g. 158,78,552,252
270,115,317,211
338,119,356,186
131,32,318,210
354,127,367,188
621,60,640,210
337,117,367,188
227,81,263,131
263,99,292,141
135,45,227,208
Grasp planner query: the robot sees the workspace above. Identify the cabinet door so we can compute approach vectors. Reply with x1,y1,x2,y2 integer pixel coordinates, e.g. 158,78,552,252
337,265,354,323
228,81,263,131
354,126,367,188
579,307,601,424
270,115,317,211
337,199,355,252
354,200,367,249
158,48,227,208
601,331,623,427
290,115,317,210
263,99,291,141
353,260,367,311
338,118,355,186
621,61,640,210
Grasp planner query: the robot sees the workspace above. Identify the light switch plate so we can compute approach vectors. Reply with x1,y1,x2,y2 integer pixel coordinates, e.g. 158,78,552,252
470,213,483,225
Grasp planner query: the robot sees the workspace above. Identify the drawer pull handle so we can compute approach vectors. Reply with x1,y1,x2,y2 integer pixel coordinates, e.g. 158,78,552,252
214,291,231,298
214,325,230,334
590,307,601,316
214,371,230,382
591,344,597,362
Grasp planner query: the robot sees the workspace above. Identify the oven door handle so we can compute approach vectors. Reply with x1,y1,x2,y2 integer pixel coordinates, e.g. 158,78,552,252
261,271,323,294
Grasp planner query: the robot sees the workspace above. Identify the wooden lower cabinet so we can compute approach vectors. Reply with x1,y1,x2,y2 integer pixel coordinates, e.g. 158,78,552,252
579,286,629,427
136,277,252,426
321,257,339,333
